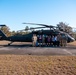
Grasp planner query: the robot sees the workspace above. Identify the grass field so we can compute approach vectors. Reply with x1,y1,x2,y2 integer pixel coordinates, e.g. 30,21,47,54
0,41,76,75
0,55,76,75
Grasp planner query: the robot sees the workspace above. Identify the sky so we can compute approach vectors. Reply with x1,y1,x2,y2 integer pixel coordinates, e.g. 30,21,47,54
0,0,76,31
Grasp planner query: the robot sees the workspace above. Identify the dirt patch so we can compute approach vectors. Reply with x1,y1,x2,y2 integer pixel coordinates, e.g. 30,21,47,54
68,41,76,46
0,40,32,45
0,40,10,45
0,55,76,75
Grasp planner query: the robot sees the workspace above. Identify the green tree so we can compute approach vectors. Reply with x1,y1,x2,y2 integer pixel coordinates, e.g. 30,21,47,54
11,31,16,35
25,26,29,34
0,26,11,36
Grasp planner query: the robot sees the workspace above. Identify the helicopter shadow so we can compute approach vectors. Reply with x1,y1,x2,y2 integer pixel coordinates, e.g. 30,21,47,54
0,44,59,48
0,44,32,48
0,44,76,49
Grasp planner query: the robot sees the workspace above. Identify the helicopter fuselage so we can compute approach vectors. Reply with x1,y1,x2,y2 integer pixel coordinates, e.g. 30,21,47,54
0,29,75,43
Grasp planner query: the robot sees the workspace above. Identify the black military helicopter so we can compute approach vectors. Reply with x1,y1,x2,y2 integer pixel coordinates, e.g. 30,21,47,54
0,23,75,45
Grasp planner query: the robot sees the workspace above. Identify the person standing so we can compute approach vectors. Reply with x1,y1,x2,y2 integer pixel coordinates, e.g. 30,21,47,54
45,35,48,46
47,35,51,46
42,34,45,46
54,35,58,46
37,35,39,46
57,33,63,46
39,35,42,46
52,36,55,46
59,34,66,47
57,34,61,46
62,34,67,47
32,34,37,47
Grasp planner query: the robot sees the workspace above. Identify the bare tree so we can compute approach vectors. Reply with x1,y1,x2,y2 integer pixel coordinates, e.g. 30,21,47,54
57,22,73,34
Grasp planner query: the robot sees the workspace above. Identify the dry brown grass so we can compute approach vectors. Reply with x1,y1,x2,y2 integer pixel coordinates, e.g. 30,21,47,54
0,41,76,75
0,40,32,45
0,40,10,45
0,55,76,75
68,41,76,46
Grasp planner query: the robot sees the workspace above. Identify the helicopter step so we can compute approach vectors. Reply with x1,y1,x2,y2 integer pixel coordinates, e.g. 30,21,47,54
8,41,13,45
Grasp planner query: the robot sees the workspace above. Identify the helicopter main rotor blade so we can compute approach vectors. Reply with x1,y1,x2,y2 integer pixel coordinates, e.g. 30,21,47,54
30,27,46,29
0,25,6,27
18,27,47,32
22,22,54,28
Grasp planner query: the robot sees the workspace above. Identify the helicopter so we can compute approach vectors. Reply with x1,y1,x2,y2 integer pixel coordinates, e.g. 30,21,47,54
0,23,75,45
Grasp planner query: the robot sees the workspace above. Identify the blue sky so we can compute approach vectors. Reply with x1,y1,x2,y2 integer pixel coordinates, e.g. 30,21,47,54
0,0,76,31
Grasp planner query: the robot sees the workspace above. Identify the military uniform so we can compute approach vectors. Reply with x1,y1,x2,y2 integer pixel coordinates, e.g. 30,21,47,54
57,34,62,46
32,34,37,47
58,34,67,47
62,34,67,47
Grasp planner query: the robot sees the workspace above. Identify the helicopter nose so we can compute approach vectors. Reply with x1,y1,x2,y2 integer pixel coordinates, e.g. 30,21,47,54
72,38,75,41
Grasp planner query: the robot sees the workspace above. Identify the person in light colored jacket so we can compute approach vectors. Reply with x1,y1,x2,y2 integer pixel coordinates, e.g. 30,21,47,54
32,34,37,47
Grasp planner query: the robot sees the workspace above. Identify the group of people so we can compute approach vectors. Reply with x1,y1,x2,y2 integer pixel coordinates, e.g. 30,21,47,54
32,33,67,47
